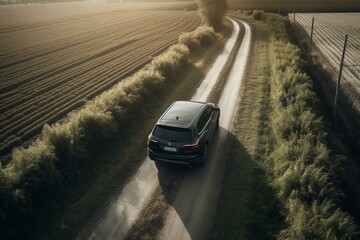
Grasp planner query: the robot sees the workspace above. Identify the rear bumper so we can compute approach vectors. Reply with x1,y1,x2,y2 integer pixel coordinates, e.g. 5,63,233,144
148,148,202,166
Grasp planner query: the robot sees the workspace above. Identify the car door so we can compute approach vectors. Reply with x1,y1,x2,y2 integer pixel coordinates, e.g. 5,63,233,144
196,107,214,143
206,107,216,137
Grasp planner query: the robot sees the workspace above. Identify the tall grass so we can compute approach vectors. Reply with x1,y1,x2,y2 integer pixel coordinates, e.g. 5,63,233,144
262,13,359,239
0,25,218,239
179,25,220,50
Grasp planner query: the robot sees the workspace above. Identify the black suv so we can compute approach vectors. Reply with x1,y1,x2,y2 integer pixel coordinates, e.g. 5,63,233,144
148,101,220,166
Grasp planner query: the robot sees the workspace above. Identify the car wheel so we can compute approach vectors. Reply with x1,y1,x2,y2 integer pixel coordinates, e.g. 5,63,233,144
200,144,208,166
215,117,219,130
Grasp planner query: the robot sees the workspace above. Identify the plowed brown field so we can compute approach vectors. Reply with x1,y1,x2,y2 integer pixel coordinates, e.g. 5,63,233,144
292,13,360,112
0,2,201,156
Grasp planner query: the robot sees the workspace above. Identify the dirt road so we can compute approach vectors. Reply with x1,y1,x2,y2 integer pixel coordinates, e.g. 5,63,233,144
159,20,251,240
80,18,252,240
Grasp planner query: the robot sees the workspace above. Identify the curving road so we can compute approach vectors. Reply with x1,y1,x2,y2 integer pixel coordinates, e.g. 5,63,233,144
80,18,252,240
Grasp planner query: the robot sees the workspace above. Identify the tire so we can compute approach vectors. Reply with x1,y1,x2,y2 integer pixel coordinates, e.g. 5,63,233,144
200,144,208,166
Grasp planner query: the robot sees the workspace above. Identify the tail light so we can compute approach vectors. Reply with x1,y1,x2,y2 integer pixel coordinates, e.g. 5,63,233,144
148,135,157,145
183,138,200,148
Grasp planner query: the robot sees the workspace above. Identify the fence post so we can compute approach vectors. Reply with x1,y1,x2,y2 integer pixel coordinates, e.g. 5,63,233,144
332,34,348,128
308,17,314,62
293,9,295,24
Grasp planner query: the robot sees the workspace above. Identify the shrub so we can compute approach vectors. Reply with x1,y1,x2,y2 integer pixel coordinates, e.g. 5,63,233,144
179,26,217,51
8,140,60,198
78,108,117,148
196,0,227,31
151,45,190,78
0,139,61,230
243,10,252,16
0,168,12,221
253,10,265,21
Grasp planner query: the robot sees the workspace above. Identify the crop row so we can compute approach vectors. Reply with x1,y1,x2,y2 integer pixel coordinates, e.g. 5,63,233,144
292,13,360,111
0,10,201,156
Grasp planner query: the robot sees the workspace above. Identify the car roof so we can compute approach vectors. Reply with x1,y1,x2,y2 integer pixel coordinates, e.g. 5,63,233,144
158,101,207,128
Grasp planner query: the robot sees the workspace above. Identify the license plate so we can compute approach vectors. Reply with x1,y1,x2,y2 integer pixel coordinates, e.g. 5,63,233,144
164,146,177,152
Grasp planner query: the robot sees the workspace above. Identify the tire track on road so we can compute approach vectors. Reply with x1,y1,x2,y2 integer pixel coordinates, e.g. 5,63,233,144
83,18,252,240
159,19,251,240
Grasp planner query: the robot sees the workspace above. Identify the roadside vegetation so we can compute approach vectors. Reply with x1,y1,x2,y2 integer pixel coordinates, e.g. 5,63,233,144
196,0,228,31
286,14,360,228
212,11,359,239
0,25,228,240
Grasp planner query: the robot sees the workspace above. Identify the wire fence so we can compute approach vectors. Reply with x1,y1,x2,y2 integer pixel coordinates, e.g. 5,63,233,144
289,12,360,126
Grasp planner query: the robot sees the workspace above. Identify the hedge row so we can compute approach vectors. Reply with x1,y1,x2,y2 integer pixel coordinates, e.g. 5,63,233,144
261,14,359,239
0,25,218,237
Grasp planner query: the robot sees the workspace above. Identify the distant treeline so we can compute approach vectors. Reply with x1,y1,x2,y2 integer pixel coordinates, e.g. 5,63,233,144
0,0,189,4
0,0,88,4
227,0,360,13
109,0,192,2
0,1,194,6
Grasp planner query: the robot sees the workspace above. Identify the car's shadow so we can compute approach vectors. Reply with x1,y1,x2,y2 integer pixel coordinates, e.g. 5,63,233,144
154,127,285,239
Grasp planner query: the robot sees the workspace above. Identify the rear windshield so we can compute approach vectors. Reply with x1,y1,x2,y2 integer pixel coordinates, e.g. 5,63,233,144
153,125,192,142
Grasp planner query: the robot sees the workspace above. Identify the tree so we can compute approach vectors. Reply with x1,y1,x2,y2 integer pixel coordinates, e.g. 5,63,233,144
196,0,228,31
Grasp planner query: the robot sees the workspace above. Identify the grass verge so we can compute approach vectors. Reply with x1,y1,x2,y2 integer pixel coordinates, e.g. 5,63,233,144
285,19,360,228
211,12,359,239
210,15,285,239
